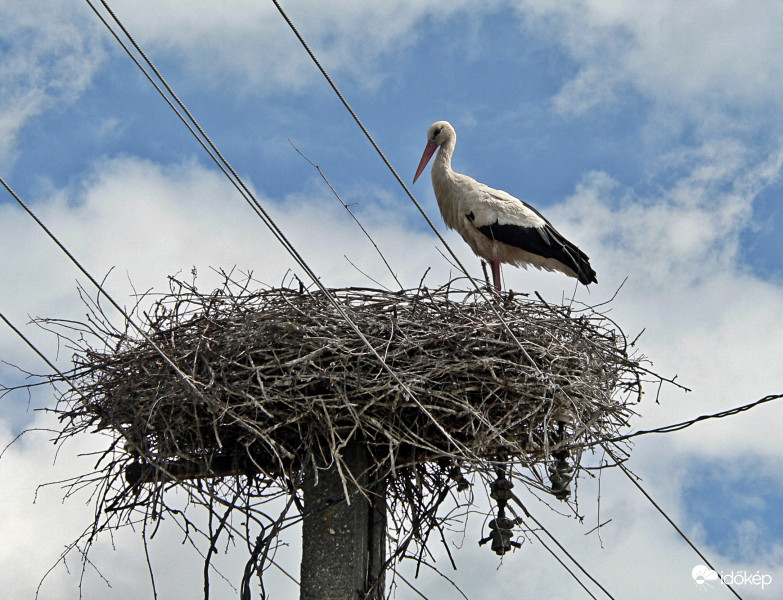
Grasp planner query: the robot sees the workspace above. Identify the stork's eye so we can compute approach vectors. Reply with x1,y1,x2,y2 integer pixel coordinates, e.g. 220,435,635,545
432,127,442,139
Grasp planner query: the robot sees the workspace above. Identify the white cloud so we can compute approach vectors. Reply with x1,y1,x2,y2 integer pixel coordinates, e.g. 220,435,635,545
517,0,783,140
551,65,621,116
101,0,500,96
0,410,303,600
553,138,783,287
0,0,105,164
2,1,507,163
543,139,783,461
0,416,110,599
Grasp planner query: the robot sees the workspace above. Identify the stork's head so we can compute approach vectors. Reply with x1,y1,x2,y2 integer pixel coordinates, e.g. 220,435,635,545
413,120,455,184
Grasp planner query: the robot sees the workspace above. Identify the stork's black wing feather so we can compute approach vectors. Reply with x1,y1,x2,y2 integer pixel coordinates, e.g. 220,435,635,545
476,221,597,285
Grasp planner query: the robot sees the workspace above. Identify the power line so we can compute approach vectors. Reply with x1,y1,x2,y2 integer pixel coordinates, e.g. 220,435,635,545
269,0,548,379
79,0,471,455
0,176,203,400
510,494,615,599
603,444,745,600
598,393,783,445
0,312,66,384
522,530,602,600
0,181,221,488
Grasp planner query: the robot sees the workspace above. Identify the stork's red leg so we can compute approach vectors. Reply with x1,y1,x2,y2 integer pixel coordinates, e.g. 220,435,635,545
491,258,501,291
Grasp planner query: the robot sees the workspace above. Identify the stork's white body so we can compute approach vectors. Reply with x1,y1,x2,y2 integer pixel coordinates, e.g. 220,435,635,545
413,121,596,290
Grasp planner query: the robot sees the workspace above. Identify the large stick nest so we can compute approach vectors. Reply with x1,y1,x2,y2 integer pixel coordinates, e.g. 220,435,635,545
60,275,641,488
38,273,658,593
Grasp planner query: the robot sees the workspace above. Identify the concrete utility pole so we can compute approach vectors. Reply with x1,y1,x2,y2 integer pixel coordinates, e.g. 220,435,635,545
300,442,386,600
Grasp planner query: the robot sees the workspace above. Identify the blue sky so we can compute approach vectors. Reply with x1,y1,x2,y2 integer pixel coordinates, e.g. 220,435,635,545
2,1,783,599
682,456,783,563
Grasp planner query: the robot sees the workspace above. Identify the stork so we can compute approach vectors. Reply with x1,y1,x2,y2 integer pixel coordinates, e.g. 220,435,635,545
413,121,597,291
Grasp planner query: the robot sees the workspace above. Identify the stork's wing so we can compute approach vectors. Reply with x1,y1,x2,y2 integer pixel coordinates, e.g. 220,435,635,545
470,187,597,285
476,220,596,285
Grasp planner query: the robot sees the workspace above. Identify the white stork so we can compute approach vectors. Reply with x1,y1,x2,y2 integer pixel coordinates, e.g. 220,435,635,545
413,121,597,290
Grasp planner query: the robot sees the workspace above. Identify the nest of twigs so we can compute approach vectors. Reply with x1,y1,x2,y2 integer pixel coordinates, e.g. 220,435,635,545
40,273,657,592
61,276,640,488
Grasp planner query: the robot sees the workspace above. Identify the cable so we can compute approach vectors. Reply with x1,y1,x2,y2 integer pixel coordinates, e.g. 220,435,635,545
603,444,745,600
0,312,67,384
599,393,783,445
519,530,601,599
269,0,547,379
511,494,616,600
78,0,471,455
0,177,205,402
0,310,90,415
89,0,345,286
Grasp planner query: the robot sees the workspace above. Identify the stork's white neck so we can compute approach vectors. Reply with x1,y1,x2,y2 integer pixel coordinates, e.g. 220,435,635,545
430,134,466,231
431,134,458,198
433,135,456,178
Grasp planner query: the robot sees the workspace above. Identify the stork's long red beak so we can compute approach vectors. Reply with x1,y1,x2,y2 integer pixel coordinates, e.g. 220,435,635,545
413,141,438,184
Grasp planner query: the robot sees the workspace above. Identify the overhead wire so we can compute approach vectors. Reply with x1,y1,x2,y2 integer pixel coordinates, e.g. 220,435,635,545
509,494,615,599
0,180,227,487
5,3,751,597
0,310,89,421
599,393,783,445
81,1,688,596
0,312,67,385
0,176,202,398
79,0,469,455
80,0,287,256
603,443,745,600
269,0,547,379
